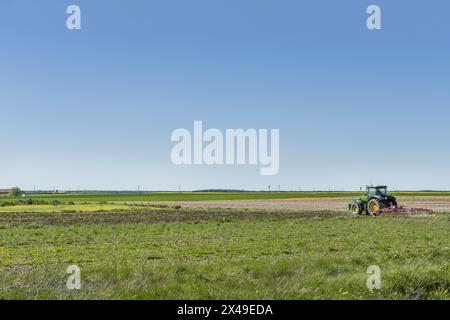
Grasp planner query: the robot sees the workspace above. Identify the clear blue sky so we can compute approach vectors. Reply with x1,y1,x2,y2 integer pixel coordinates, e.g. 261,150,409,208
1,0,449,191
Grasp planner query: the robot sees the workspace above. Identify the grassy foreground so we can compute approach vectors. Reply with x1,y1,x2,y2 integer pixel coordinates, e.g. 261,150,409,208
0,205,448,299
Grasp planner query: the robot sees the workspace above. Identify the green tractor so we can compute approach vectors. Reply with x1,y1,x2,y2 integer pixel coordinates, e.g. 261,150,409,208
349,185,398,216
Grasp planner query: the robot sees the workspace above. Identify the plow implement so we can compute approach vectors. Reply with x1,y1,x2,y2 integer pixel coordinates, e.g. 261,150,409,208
380,205,433,216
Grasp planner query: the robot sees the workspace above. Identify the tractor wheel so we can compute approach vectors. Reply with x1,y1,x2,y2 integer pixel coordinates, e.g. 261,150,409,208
350,201,363,215
366,198,387,216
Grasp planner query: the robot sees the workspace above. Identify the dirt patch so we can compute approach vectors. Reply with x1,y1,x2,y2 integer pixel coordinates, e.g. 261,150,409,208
0,209,347,227
128,196,450,213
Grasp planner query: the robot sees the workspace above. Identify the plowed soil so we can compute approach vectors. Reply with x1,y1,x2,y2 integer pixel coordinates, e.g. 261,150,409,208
140,196,450,212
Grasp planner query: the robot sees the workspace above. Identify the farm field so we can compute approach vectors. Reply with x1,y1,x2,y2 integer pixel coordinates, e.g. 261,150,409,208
0,199,449,300
146,196,450,213
2,191,450,203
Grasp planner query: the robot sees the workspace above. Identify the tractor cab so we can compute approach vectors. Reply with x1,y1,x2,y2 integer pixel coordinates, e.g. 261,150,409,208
367,186,387,197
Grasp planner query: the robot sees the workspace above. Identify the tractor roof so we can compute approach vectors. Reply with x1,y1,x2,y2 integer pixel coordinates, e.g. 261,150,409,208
366,185,387,188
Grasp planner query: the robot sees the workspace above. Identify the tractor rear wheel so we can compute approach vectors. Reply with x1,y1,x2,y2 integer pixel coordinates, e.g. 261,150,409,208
366,198,387,216
350,201,363,215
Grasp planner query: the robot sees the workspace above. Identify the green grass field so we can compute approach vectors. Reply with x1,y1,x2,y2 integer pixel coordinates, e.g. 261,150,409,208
1,191,450,203
0,203,148,213
0,203,448,300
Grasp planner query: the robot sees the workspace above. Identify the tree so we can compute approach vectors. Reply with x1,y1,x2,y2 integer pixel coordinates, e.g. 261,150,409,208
8,187,23,197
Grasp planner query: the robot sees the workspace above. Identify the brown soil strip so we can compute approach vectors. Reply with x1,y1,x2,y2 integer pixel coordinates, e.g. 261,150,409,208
125,196,450,213
0,209,347,227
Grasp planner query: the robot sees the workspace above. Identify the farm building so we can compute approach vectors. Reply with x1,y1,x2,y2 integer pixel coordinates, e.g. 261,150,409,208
0,189,11,194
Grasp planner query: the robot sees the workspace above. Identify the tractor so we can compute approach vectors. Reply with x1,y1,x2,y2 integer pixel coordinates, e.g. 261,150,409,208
349,185,398,216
